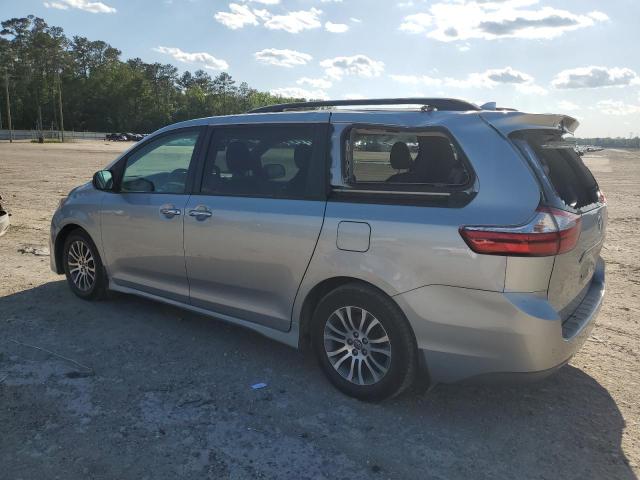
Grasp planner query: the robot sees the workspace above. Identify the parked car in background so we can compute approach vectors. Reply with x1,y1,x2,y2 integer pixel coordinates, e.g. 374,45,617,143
51,98,607,400
106,132,144,142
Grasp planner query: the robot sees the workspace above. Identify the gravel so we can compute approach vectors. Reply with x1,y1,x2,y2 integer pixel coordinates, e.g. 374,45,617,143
0,141,638,479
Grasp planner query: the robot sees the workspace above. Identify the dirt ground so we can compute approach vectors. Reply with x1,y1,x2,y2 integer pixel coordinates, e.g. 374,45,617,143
0,140,638,480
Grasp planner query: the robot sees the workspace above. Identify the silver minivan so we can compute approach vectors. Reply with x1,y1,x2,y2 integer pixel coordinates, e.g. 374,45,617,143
50,98,607,400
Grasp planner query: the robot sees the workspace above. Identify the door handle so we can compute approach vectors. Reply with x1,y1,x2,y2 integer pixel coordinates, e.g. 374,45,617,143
160,207,181,218
188,208,213,220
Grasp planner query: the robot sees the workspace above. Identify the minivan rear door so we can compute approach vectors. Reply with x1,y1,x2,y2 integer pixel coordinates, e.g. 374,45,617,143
480,111,607,315
513,131,607,314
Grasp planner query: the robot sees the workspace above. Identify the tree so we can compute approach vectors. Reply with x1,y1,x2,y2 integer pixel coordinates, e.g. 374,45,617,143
0,14,305,133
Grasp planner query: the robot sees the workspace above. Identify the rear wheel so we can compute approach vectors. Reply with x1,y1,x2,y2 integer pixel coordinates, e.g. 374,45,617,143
63,230,107,300
311,283,418,401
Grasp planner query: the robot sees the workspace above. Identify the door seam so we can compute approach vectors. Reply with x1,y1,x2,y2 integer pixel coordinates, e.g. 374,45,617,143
288,199,328,332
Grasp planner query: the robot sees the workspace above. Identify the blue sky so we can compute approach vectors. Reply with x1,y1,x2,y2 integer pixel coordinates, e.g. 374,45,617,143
3,0,640,137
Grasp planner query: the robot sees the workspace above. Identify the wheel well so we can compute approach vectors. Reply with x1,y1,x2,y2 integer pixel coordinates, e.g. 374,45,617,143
298,277,394,350
298,276,429,388
53,224,84,274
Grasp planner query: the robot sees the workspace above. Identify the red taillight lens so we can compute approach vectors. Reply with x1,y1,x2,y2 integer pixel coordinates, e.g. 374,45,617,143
460,207,581,257
598,190,606,204
546,207,582,254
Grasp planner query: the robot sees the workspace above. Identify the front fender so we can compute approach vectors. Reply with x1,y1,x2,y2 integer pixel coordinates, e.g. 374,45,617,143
50,183,105,274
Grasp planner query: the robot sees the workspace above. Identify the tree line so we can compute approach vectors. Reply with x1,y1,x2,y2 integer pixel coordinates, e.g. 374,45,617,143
575,137,640,149
0,15,302,135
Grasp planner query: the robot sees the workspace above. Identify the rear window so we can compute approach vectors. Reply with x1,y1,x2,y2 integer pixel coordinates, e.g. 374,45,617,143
515,132,599,209
346,128,472,190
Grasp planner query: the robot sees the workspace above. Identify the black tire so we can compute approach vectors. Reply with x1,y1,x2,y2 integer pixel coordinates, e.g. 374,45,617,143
311,283,418,401
63,229,107,300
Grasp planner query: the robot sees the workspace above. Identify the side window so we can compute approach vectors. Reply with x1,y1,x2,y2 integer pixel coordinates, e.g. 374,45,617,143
348,129,471,189
121,130,200,193
200,125,321,198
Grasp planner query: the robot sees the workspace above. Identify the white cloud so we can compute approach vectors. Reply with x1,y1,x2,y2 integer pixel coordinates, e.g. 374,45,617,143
44,0,116,13
263,8,322,33
325,21,349,33
321,55,384,80
595,100,640,116
215,4,323,33
297,77,333,89
399,13,432,33
44,1,69,9
588,10,609,22
154,46,228,71
254,48,312,67
552,66,640,89
270,87,329,100
391,67,546,94
214,3,260,29
400,1,608,41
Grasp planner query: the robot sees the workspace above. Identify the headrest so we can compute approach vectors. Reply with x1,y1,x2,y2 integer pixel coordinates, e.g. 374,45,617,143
294,144,313,169
414,136,456,180
390,142,412,170
226,141,252,174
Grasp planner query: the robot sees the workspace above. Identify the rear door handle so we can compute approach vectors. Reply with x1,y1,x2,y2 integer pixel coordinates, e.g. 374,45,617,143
160,207,181,218
188,207,213,220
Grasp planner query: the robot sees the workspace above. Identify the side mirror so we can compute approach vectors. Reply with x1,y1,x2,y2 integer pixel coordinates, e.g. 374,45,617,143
93,170,114,191
264,163,286,180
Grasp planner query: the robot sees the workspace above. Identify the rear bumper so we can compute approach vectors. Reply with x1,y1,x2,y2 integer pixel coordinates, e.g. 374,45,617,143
394,259,605,384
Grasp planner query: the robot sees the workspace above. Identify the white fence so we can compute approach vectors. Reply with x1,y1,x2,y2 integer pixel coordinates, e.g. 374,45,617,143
0,129,107,141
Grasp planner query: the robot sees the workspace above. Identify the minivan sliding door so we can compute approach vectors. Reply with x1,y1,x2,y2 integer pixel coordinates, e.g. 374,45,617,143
184,123,328,331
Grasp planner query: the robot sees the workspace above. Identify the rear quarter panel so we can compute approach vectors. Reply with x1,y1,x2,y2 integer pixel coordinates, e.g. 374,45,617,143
293,113,543,325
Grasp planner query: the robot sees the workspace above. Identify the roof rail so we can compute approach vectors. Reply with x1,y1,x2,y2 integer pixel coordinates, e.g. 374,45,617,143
248,98,480,114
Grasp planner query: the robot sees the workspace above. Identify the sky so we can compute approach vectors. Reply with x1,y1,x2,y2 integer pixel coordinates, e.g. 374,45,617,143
2,0,640,137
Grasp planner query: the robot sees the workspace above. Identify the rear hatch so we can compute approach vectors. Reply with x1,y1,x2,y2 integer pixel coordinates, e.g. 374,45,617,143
512,131,607,314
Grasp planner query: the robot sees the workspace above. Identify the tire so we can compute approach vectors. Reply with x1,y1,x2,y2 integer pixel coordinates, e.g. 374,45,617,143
63,229,107,300
311,283,418,401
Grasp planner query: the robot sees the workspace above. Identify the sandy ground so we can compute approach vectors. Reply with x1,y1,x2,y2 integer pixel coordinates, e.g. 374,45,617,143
0,140,638,479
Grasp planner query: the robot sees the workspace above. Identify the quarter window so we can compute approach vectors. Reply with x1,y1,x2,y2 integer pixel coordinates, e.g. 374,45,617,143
347,129,471,189
201,125,323,198
121,130,200,193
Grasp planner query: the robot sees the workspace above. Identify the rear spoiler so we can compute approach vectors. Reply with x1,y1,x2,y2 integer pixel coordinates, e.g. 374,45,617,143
480,111,579,136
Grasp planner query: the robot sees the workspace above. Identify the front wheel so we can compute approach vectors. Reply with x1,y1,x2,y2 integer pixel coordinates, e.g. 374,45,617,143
311,283,418,401
63,230,107,300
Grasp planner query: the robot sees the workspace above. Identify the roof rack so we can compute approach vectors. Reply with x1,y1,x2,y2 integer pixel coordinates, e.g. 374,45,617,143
248,98,480,114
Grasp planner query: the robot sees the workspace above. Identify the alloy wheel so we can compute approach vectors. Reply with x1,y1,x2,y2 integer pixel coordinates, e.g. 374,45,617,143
67,240,96,292
323,306,392,386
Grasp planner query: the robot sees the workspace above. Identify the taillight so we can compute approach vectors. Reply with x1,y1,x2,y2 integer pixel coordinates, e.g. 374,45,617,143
598,190,606,204
459,206,581,257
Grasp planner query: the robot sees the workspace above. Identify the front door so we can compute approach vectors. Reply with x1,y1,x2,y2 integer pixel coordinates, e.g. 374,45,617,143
101,128,202,302
184,123,328,331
